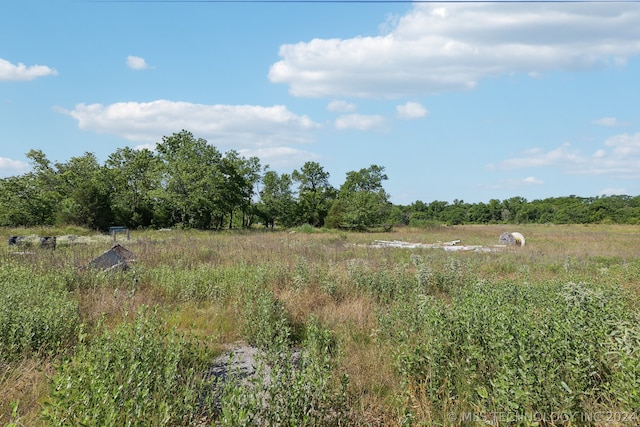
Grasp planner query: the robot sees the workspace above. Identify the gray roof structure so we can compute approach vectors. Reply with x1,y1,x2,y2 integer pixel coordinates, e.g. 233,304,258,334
87,244,137,272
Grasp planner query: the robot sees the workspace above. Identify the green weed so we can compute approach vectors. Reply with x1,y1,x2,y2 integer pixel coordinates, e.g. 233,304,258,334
0,263,80,361
43,307,214,426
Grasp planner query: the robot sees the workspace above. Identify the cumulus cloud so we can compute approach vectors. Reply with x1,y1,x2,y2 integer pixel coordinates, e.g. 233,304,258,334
495,132,640,178
269,3,640,98
592,117,625,127
126,55,152,70
334,114,386,131
522,176,544,185
0,58,57,81
61,100,321,153
396,101,428,119
498,143,585,170
327,100,357,113
0,157,30,176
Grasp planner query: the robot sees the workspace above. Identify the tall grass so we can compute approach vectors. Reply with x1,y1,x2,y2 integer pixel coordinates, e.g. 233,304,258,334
0,262,80,361
43,307,215,426
2,224,640,425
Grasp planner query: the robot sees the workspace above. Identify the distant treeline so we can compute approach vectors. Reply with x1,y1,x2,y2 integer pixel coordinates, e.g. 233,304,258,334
1,130,638,231
399,195,640,227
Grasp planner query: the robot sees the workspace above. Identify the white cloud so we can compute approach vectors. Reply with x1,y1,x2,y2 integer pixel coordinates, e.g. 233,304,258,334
497,143,584,170
61,100,321,152
593,149,606,158
0,157,30,176
592,117,624,127
522,176,543,185
327,100,357,113
0,58,57,81
133,143,156,151
481,176,543,190
126,55,151,70
269,3,640,98
396,101,428,119
334,114,386,131
495,132,640,178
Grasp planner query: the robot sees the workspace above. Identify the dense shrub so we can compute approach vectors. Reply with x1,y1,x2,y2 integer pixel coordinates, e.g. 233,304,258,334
381,281,640,421
0,263,80,361
43,307,214,426
241,286,291,353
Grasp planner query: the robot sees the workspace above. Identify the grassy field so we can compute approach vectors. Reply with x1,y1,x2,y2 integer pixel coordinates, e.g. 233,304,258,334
1,224,640,426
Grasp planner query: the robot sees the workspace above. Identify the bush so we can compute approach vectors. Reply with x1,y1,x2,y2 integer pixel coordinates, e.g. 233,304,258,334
382,281,640,421
241,286,291,353
43,307,214,426
0,263,80,361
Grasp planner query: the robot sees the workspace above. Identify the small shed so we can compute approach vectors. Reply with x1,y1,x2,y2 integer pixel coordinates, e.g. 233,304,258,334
87,244,137,272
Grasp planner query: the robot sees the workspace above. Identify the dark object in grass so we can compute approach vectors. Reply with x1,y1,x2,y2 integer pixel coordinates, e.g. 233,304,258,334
87,243,137,272
40,236,57,250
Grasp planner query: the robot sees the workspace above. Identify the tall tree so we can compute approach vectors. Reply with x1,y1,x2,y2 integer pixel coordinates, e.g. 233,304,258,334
327,164,391,231
0,150,59,226
292,161,336,227
54,152,112,230
218,151,261,229
256,170,296,228
154,130,222,229
0,175,49,226
105,147,160,228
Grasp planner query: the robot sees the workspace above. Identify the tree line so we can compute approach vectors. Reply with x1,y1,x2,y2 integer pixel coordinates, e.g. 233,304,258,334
0,130,390,231
1,130,638,231
401,195,640,227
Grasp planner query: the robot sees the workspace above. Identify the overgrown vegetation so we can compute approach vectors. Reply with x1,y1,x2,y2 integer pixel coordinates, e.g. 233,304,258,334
2,224,640,425
0,262,80,361
43,308,214,426
381,281,640,423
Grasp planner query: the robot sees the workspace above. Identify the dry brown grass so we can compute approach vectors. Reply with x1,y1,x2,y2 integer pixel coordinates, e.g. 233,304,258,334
76,284,162,330
0,359,52,426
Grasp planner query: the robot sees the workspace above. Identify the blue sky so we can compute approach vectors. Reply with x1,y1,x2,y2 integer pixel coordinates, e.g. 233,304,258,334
2,0,640,204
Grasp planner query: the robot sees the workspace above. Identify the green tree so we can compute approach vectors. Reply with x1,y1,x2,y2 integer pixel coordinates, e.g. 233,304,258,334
441,199,467,225
427,200,448,222
218,151,262,229
256,170,296,228
326,164,391,231
105,147,160,228
467,202,491,224
0,175,47,226
292,161,336,227
487,198,503,223
502,196,527,223
0,150,61,226
154,130,223,229
55,152,112,230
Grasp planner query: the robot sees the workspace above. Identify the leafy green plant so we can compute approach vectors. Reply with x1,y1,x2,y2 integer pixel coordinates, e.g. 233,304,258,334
382,280,640,422
43,307,214,426
219,316,350,426
348,260,416,303
240,286,291,353
0,263,80,361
